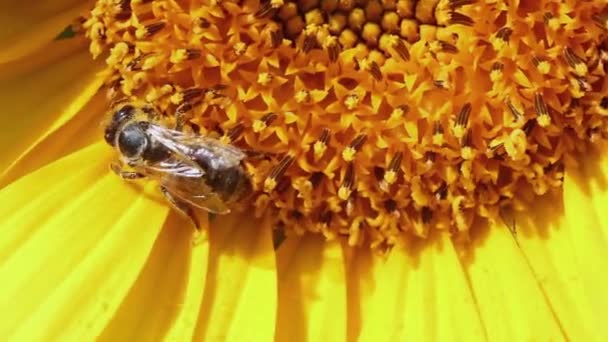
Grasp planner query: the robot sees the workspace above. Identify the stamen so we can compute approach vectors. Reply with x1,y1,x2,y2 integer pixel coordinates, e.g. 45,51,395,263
171,48,202,63
460,129,475,160
303,32,319,53
437,40,459,53
533,56,550,74
379,34,410,60
496,27,513,41
295,90,311,104
522,119,537,136
323,37,341,62
137,22,166,39
115,0,132,20
313,128,331,158
570,75,591,98
432,121,444,145
564,47,588,76
452,102,471,138
448,12,473,26
225,123,245,142
342,134,368,161
256,0,284,18
253,112,278,132
505,98,523,120
449,0,476,10
492,26,513,50
490,62,504,81
364,60,383,81
461,128,473,148
534,93,551,127
181,88,204,103
338,163,355,200
126,53,153,71
380,152,403,192
271,29,284,48
264,155,295,192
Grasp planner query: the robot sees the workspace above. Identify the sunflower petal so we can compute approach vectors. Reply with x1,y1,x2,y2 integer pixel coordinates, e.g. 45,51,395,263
507,145,608,340
275,236,347,341
347,234,486,340
460,222,565,340
193,213,277,341
1,92,106,187
0,37,105,174
512,187,608,340
569,144,608,239
99,213,209,341
0,1,92,63
0,143,169,339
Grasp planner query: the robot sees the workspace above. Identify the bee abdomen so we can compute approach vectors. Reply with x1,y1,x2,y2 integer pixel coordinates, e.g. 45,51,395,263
190,150,251,203
205,165,251,202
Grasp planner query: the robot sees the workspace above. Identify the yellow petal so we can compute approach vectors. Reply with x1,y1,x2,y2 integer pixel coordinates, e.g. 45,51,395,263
461,222,564,340
193,213,277,341
275,236,347,341
100,213,209,341
0,143,169,339
0,1,92,63
347,234,486,340
508,145,608,340
1,92,106,187
570,143,608,239
0,37,105,174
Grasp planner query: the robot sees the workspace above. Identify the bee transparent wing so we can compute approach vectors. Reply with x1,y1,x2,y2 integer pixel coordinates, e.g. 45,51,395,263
162,184,232,215
146,124,246,168
144,159,205,178
138,157,232,214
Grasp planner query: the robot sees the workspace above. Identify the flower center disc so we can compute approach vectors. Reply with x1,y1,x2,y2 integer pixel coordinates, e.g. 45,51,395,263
86,0,608,248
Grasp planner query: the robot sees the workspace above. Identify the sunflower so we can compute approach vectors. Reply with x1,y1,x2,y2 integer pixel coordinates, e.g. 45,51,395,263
1,0,608,340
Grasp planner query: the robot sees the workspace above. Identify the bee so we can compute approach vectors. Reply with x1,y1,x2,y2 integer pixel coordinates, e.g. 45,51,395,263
104,101,252,230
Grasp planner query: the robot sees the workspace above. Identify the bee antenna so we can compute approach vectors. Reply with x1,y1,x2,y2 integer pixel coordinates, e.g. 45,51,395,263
109,96,130,109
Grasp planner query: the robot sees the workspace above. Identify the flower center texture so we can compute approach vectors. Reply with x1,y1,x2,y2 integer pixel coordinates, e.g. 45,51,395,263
85,0,608,248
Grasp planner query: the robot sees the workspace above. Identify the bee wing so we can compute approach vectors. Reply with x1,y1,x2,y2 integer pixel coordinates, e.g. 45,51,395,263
138,157,232,214
142,159,202,177
146,124,246,168
162,184,231,215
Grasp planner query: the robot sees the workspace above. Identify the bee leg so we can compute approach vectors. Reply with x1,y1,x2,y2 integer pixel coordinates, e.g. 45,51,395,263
243,149,274,160
160,185,201,231
110,162,145,180
175,102,196,132
142,105,161,121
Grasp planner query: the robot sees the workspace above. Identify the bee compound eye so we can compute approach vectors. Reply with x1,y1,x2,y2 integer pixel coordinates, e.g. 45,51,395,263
115,104,135,122
105,104,136,146
117,125,148,158
104,128,116,146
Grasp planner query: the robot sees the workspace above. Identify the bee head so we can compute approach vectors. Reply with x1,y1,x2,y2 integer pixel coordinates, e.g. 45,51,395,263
117,122,149,159
105,104,135,146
